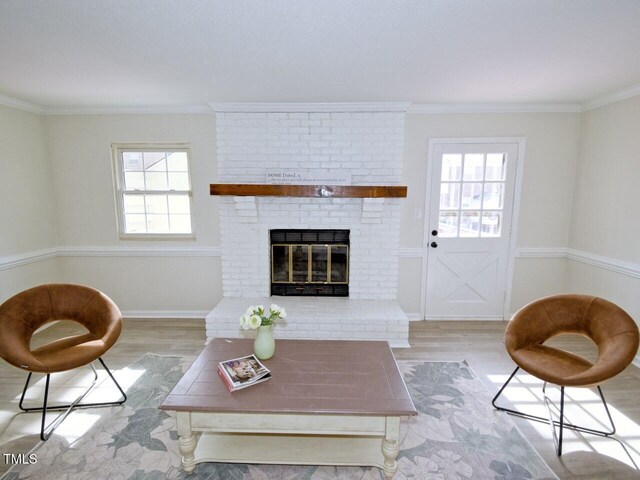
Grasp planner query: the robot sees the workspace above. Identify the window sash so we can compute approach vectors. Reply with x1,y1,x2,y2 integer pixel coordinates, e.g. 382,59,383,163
112,144,195,239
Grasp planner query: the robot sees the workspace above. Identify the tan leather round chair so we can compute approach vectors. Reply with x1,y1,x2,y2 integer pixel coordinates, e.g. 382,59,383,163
493,294,639,455
0,284,127,440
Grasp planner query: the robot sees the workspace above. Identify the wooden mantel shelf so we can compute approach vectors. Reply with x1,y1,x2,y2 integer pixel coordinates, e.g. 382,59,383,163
209,184,407,198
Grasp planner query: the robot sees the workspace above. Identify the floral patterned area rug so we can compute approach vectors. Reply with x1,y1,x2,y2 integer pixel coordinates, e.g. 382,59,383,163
3,355,557,480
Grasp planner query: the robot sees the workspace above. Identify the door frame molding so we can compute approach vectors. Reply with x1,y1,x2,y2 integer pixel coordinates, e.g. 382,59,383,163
420,137,527,321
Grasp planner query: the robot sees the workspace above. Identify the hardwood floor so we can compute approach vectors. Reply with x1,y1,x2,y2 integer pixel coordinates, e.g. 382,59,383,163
1,319,639,479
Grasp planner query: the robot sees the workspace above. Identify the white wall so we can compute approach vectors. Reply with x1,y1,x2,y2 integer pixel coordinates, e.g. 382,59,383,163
44,114,222,314
399,112,581,316
9,103,639,324
566,96,640,321
0,105,59,301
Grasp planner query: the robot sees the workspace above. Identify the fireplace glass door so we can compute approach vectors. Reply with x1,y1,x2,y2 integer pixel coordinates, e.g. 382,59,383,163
270,229,349,296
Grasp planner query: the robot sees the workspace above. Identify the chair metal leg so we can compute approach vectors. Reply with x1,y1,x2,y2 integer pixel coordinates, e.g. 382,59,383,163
493,366,616,456
18,358,127,441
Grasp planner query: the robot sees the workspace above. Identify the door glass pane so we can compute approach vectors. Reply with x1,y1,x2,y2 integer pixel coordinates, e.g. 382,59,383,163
486,154,507,180
438,212,459,237
330,246,348,283
461,183,483,209
460,211,480,237
291,245,308,283
272,246,289,282
311,246,328,282
463,154,484,181
481,212,502,237
441,154,462,181
483,183,504,209
439,183,461,209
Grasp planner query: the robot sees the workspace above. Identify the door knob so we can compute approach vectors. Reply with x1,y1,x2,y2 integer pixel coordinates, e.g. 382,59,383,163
430,242,438,248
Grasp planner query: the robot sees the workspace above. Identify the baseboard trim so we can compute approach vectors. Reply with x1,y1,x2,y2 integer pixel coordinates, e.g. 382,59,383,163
425,316,505,321
122,311,209,319
406,313,423,321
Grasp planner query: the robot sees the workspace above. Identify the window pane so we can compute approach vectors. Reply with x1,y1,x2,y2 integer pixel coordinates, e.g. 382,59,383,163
439,183,460,209
438,212,459,237
461,183,483,209
486,153,507,180
123,194,145,213
145,195,168,214
168,194,190,214
483,183,504,209
146,214,170,233
463,154,484,181
145,172,168,190
168,172,190,190
122,152,143,171
124,214,146,233
146,158,167,172
143,152,167,171
124,172,144,190
169,214,192,234
460,211,480,237
167,152,188,171
481,212,502,237
441,154,462,181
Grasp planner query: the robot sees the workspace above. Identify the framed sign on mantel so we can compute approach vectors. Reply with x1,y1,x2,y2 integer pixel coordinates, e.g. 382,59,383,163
265,170,352,185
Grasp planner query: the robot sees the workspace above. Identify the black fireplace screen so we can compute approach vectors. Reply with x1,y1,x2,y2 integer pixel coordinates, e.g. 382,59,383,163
270,229,349,296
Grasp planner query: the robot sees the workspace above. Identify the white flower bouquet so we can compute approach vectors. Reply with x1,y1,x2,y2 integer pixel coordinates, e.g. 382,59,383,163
239,304,287,330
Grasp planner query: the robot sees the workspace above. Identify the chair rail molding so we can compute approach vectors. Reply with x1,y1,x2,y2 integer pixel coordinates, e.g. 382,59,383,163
0,248,58,271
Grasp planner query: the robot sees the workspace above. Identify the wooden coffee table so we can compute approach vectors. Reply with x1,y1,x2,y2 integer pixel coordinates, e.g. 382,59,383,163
160,338,417,478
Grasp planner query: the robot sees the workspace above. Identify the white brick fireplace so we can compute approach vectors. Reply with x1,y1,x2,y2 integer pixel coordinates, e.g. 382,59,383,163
206,105,410,347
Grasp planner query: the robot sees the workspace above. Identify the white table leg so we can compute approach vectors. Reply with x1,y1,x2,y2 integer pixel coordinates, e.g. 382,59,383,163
177,412,198,474
381,416,400,478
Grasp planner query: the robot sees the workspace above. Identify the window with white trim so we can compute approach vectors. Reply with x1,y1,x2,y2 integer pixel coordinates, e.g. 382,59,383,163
112,144,194,238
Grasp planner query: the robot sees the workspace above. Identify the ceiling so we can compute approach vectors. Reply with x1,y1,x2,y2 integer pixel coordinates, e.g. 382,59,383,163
2,0,640,111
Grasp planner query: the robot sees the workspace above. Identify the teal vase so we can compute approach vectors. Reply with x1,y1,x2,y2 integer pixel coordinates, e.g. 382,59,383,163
254,325,275,360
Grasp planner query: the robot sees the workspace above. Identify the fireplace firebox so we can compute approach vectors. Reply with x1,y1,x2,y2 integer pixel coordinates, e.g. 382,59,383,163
270,229,349,296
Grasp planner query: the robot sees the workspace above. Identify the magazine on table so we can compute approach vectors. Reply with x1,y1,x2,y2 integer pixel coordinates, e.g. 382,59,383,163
217,354,272,392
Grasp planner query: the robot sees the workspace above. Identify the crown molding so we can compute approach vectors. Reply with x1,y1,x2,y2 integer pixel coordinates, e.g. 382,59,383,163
408,103,582,114
581,82,640,111
0,94,45,114
210,102,412,113
43,105,213,116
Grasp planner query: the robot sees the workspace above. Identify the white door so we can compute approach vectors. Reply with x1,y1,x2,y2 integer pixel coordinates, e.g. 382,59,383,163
424,142,520,320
